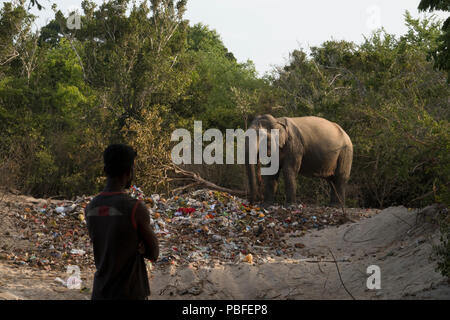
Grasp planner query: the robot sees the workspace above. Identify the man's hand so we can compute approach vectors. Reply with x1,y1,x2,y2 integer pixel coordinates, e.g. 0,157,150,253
135,201,159,262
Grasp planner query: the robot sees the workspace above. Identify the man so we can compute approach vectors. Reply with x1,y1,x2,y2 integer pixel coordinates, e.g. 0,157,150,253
85,144,159,300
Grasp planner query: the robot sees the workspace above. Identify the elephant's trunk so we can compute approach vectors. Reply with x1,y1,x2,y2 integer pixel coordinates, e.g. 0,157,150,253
246,162,258,204
245,133,260,204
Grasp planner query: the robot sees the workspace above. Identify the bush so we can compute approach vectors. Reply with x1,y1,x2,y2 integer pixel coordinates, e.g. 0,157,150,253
123,107,174,195
434,210,450,279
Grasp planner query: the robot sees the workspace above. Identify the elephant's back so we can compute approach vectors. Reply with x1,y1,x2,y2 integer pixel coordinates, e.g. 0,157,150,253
289,116,340,129
286,116,351,146
282,116,352,177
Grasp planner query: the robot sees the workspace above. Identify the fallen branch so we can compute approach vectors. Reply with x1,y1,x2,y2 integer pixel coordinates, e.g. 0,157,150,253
166,164,247,197
301,259,351,263
172,182,202,194
327,248,356,300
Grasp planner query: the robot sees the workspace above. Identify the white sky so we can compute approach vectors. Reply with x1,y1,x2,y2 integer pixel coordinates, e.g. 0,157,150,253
25,0,449,76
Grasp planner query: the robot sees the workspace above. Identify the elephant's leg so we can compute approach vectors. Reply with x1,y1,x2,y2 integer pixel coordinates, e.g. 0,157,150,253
283,163,300,205
263,170,280,205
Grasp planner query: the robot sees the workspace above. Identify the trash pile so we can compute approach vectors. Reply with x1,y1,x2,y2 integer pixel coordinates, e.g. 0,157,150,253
144,189,378,267
1,195,93,271
0,187,380,271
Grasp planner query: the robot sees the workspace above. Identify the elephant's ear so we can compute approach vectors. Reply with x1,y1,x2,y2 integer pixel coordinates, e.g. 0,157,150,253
276,119,289,149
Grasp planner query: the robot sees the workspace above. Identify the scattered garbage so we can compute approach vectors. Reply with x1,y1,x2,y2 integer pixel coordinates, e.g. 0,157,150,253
242,253,253,264
54,276,82,289
1,195,94,271
141,188,378,268
130,185,145,200
0,187,380,272
70,249,86,256
55,207,65,213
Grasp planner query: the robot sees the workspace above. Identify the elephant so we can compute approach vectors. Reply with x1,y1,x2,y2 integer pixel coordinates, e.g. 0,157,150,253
245,114,353,207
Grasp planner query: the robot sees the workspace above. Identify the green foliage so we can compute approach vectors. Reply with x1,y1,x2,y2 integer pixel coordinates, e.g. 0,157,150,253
0,2,107,198
418,0,450,81
434,212,450,279
74,0,193,128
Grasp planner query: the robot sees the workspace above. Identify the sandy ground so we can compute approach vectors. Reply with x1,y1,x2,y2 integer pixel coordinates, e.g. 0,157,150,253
0,195,449,300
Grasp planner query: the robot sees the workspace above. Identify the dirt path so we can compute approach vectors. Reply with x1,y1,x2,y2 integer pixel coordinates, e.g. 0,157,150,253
1,204,448,300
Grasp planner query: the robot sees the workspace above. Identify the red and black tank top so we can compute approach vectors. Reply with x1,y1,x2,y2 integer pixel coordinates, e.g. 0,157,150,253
85,192,150,300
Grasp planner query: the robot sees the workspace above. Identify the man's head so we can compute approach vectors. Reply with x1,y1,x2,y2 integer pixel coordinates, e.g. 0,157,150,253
103,144,137,189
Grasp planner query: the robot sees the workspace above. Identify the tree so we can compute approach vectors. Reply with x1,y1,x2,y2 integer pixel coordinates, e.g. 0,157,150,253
28,0,43,10
74,0,191,130
174,23,268,130
418,0,450,81
0,1,35,75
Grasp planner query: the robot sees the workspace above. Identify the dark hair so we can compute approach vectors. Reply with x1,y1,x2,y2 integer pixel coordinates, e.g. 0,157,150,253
103,144,137,178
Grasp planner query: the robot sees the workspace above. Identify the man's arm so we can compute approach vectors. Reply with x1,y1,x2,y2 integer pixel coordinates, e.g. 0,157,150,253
134,201,159,262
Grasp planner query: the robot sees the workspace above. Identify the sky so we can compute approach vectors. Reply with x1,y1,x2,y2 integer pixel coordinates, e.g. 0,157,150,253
26,0,448,76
